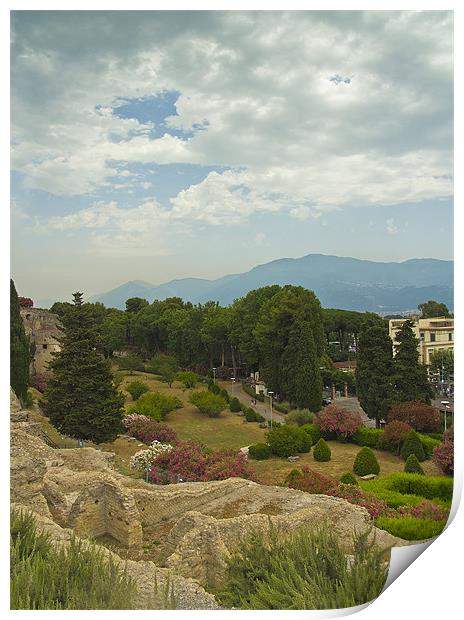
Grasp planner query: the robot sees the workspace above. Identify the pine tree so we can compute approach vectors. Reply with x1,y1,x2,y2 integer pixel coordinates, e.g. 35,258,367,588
280,320,323,411
393,320,433,403
10,279,30,401
43,292,124,443
356,319,395,428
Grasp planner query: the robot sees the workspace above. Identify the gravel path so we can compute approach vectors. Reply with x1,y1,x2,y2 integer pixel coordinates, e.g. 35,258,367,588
220,381,285,425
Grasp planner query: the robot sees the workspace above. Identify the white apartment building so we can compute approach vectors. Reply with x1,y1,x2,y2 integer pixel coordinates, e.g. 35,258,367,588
388,317,454,365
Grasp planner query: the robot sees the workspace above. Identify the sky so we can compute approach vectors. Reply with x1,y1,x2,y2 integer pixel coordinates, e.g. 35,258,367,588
10,10,453,304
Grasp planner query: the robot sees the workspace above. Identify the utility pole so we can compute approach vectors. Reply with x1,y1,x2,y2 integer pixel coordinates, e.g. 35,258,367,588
268,391,274,429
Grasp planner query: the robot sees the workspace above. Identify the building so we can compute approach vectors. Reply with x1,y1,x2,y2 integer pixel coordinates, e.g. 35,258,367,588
388,317,454,365
20,307,61,377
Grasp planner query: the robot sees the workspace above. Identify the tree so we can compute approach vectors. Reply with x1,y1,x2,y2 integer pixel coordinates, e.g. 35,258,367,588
118,354,144,374
149,353,178,386
282,320,323,411
356,319,395,428
43,292,125,442
418,300,450,318
125,297,149,314
10,279,30,401
430,349,454,381
393,319,433,403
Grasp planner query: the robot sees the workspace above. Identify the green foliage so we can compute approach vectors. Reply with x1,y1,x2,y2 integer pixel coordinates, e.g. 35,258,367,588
285,409,314,426
339,472,359,486
148,354,179,386
208,381,221,395
216,523,389,609
10,509,137,609
130,391,182,421
125,297,149,314
418,300,450,318
43,293,125,443
353,447,380,476
117,354,144,374
400,431,426,462
248,443,272,460
375,516,446,541
404,454,425,475
418,433,441,458
350,427,383,448
112,370,124,388
10,279,30,401
378,473,453,502
429,349,453,381
219,388,230,402
126,380,150,401
356,319,394,427
176,371,198,389
267,425,311,457
189,390,227,418
229,397,241,412
301,423,322,445
244,407,264,423
392,320,433,403
313,438,331,462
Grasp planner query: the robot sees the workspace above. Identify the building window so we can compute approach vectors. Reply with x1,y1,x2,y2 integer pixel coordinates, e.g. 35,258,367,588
419,332,425,341
430,333,436,342
42,343,48,350
449,332,453,341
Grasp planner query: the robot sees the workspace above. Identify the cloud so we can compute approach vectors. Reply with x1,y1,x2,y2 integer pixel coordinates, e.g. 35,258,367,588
386,218,399,235
11,10,453,223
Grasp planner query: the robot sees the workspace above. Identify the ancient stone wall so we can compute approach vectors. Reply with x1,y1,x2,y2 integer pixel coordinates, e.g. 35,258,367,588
20,307,61,377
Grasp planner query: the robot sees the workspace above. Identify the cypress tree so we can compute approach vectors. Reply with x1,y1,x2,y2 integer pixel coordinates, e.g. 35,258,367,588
356,319,395,428
43,292,124,443
280,320,323,411
10,279,30,401
393,320,433,403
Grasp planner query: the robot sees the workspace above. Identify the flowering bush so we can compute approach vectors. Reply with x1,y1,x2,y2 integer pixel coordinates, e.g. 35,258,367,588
147,440,254,484
124,414,178,445
286,466,338,495
18,296,33,308
378,420,413,453
30,373,48,393
398,500,449,522
122,413,151,429
317,405,362,440
388,401,441,433
327,485,390,519
432,430,454,475
130,441,174,471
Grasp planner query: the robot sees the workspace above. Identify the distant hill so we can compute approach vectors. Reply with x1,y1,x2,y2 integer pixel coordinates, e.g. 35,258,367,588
90,254,454,312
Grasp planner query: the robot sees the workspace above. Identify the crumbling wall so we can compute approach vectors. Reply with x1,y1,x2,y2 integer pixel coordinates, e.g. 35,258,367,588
20,307,61,377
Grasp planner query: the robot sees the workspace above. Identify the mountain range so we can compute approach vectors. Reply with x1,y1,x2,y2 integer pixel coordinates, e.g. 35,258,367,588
89,254,453,313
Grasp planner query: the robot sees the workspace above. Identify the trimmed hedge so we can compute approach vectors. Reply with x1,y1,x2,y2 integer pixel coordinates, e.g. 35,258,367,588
267,425,312,458
244,407,265,423
242,383,265,402
404,454,425,475
301,424,322,445
248,443,272,460
353,448,380,476
340,472,359,486
229,397,241,412
400,431,425,462
350,427,383,449
382,473,453,502
313,438,331,462
417,433,441,458
375,516,446,541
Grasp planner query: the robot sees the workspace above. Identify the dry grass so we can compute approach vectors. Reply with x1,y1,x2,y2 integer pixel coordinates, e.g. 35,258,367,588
252,441,442,486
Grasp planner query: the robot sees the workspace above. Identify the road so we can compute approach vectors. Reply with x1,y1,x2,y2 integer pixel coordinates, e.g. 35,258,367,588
219,381,285,425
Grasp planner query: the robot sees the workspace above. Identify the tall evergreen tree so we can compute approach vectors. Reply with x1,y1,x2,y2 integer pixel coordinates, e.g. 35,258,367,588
43,292,124,442
10,279,30,401
393,320,433,403
356,319,395,428
280,320,323,411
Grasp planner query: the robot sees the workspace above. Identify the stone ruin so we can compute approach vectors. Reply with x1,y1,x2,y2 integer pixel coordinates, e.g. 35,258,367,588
10,388,406,608
20,307,61,378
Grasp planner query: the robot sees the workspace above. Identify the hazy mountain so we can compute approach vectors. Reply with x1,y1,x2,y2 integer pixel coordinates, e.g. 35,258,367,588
90,254,453,312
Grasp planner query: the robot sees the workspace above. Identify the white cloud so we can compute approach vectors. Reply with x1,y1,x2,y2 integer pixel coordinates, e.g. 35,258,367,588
386,218,399,235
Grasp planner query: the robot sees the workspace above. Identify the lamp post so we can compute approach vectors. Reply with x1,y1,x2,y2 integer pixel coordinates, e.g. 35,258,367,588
441,401,450,432
231,376,236,397
268,391,274,429
212,367,217,385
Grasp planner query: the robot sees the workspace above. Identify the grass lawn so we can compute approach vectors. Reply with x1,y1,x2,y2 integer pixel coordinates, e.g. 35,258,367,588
252,441,442,486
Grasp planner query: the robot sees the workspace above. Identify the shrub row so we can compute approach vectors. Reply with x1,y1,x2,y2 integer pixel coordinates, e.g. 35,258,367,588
361,473,453,502
374,516,446,541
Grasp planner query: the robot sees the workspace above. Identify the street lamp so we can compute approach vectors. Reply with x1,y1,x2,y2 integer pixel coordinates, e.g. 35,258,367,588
441,401,450,432
268,391,274,429
212,367,217,384
231,376,236,396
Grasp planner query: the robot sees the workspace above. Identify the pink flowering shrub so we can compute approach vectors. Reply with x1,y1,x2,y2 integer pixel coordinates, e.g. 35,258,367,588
433,430,454,475
147,440,254,484
398,500,449,522
122,413,151,429
388,401,441,433
317,405,362,440
378,420,413,453
18,296,34,308
327,484,390,519
286,466,338,495
125,414,178,445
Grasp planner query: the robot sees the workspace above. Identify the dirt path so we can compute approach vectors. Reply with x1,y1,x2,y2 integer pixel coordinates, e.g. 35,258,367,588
219,381,285,425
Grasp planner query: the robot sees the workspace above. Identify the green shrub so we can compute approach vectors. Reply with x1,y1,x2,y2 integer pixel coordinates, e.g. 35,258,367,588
216,524,389,609
176,371,198,389
248,443,272,460
129,391,182,421
148,354,178,386
340,472,359,486
350,427,383,448
117,354,144,374
10,509,137,609
404,454,425,475
353,447,380,476
219,388,230,403
285,409,314,426
301,423,322,445
189,390,227,418
267,425,311,458
375,516,446,541
400,431,426,462
383,473,453,502
244,408,257,422
418,433,441,458
208,382,221,395
313,438,331,462
229,397,241,412
359,484,424,509
126,380,150,401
